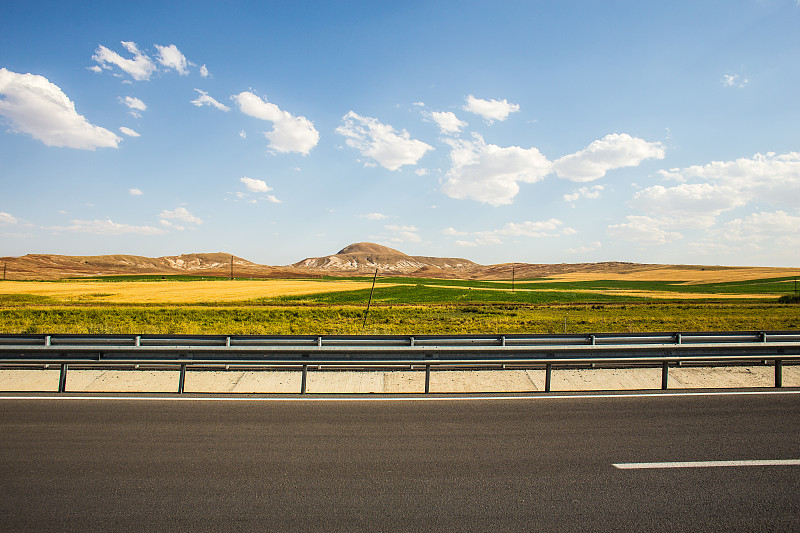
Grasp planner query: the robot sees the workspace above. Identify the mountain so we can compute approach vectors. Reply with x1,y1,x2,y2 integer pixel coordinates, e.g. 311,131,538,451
1,242,785,281
291,242,479,276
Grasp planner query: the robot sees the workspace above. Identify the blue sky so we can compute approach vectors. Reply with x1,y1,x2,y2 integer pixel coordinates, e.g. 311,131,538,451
1,0,799,267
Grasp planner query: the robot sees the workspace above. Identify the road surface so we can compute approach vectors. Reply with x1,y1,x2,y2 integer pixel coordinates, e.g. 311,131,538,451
2,391,799,531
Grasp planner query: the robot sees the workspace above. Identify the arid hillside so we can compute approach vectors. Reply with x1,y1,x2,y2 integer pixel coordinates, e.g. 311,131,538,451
1,242,796,281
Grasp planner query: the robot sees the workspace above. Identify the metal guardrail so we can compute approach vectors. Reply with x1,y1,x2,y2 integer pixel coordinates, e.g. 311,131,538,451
1,331,799,394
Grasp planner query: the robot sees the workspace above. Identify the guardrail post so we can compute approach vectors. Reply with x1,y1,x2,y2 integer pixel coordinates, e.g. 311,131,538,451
545,364,552,392
661,362,669,390
301,364,308,394
58,364,68,393
178,364,186,393
775,360,783,388
425,364,431,394
45,335,51,347
134,335,141,347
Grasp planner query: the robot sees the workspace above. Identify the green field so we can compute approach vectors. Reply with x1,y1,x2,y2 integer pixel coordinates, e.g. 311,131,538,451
0,274,798,335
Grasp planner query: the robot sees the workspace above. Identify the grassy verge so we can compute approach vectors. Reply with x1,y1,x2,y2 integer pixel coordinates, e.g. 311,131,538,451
1,303,797,335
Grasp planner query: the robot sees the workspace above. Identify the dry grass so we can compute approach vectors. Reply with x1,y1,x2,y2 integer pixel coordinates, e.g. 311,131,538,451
523,267,798,284
0,280,382,304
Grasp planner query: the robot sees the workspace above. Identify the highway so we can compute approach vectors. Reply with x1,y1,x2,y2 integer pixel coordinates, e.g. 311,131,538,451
2,391,799,532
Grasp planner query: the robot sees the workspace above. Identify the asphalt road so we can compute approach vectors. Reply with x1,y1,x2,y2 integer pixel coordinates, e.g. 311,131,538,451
2,392,799,532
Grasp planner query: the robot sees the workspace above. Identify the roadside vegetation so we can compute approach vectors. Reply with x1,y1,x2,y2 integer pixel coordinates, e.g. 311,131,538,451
0,275,797,335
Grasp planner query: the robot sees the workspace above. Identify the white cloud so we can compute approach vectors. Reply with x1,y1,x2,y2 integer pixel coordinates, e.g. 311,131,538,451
566,241,602,254
52,219,166,235
412,101,425,107
722,74,749,88
199,64,210,78
428,110,467,135
440,133,552,206
564,185,604,204
0,68,121,150
629,183,746,229
155,44,189,75
607,216,682,245
336,111,433,170
361,212,389,220
0,212,19,225
128,188,143,196
191,89,230,111
120,96,146,117
384,224,422,243
119,126,140,137
415,168,429,176
266,195,282,204
463,95,519,123
240,176,272,193
448,219,564,246
657,152,800,209
716,211,800,246
239,130,246,139
233,91,319,155
92,41,158,81
553,133,666,182
158,207,202,225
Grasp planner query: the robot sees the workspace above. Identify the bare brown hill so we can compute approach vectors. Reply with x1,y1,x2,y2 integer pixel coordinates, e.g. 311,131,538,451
1,242,795,281
291,242,478,276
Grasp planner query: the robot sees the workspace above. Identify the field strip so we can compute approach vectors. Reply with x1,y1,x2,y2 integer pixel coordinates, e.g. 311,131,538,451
613,459,800,469
0,280,390,303
512,267,799,284
421,284,770,299
2,390,799,402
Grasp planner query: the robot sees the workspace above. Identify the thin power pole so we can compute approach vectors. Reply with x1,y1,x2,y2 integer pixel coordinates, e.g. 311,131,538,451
363,269,378,328
512,265,515,292
230,255,234,280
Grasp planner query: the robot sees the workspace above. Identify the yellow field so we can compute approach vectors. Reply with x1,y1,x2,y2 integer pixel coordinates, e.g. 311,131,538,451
517,267,799,285
0,280,382,304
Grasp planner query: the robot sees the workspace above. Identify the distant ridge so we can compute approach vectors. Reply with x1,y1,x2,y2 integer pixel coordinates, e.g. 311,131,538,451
1,242,792,281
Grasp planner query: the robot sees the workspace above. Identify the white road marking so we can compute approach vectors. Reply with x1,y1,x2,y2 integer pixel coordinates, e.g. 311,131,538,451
0,390,799,402
614,459,800,469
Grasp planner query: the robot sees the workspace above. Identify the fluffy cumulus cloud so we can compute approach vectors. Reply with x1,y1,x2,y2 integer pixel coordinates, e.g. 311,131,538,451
155,44,189,75
0,68,121,150
240,176,271,193
658,152,800,209
607,216,682,245
0,212,19,225
199,64,210,78
440,133,552,206
564,185,604,204
52,219,165,235
361,212,389,220
716,211,800,248
629,183,746,229
119,126,140,137
428,111,467,135
128,188,143,196
553,133,665,182
383,224,421,243
92,41,158,81
92,42,196,80
722,74,749,88
233,91,319,155
191,89,230,111
448,219,567,246
463,95,519,124
336,111,433,170
158,207,202,230
120,96,146,117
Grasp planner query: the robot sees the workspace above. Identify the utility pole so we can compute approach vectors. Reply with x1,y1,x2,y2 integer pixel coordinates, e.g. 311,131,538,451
2,262,5,281
512,265,515,292
230,255,234,280
363,269,378,328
